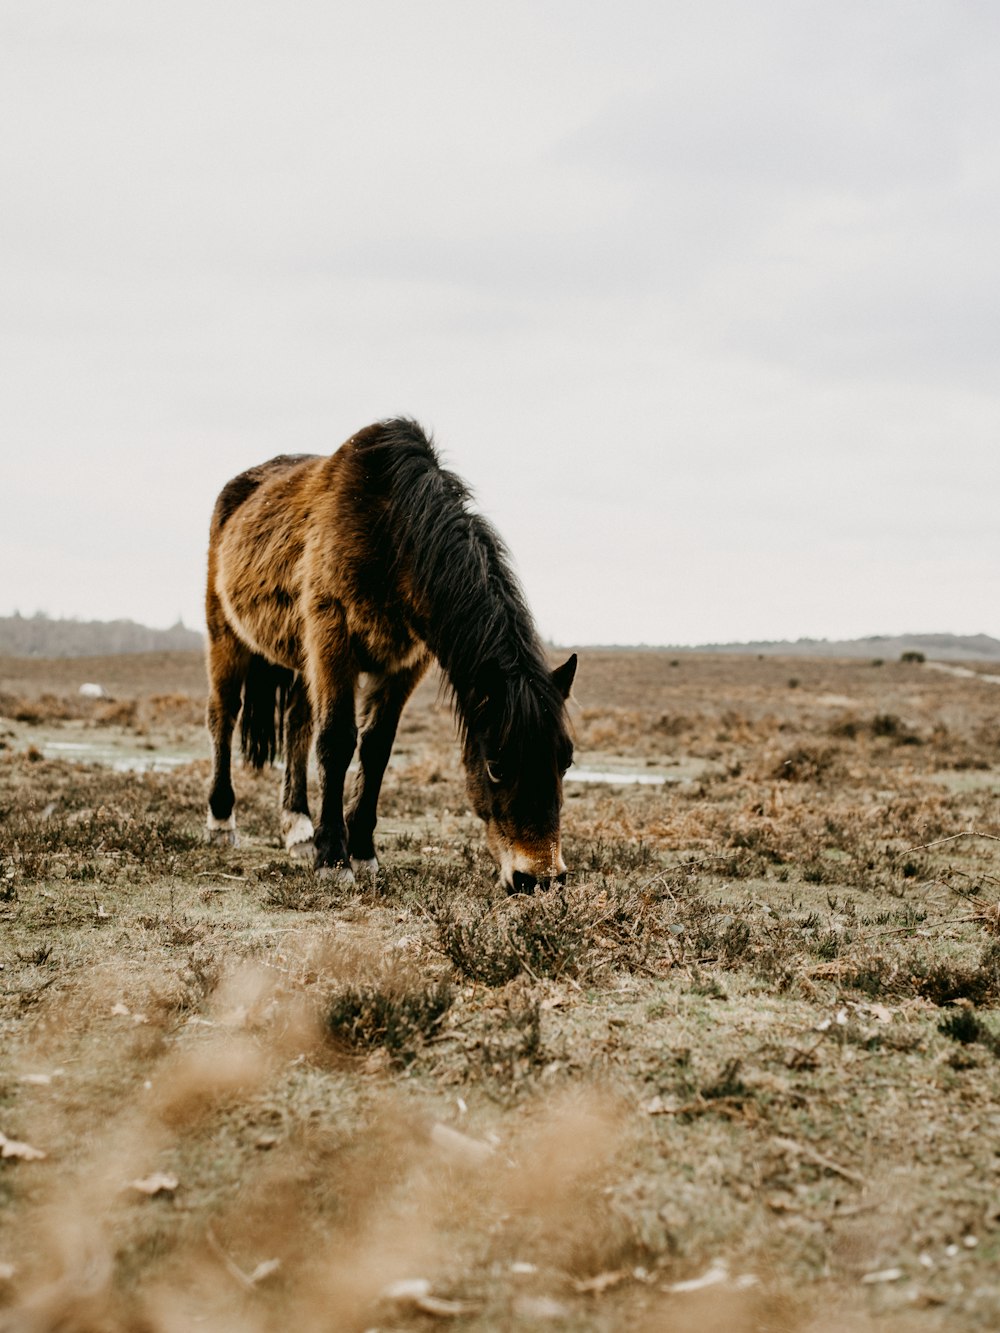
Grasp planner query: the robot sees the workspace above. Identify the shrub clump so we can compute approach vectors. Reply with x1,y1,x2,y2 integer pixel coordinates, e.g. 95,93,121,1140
326,977,454,1065
910,942,1000,1007
938,1008,1000,1056
475,999,546,1086
430,892,589,985
770,744,838,782
871,713,922,745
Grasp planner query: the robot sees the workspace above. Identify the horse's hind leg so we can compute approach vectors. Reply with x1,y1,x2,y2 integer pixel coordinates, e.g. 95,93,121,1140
346,660,428,877
280,677,316,859
205,624,250,846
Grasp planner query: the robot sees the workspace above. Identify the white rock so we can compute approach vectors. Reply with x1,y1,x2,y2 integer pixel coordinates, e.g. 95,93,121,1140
665,1261,729,1293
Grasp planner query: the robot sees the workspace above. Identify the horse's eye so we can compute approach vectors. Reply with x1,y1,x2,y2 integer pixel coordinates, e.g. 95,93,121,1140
485,759,503,784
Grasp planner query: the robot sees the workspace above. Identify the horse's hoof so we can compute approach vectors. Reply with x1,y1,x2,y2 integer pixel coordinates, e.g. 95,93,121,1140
351,857,379,880
289,839,316,862
205,826,238,848
282,812,315,855
206,812,237,846
317,864,356,885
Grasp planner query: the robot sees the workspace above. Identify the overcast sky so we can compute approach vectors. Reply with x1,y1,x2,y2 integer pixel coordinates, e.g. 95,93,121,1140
3,1,998,646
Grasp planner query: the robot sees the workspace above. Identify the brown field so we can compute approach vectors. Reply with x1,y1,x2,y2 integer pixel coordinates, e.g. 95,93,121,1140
1,648,999,1331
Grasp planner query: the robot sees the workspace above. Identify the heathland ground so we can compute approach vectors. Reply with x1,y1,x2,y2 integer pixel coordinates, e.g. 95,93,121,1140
1,649,999,1330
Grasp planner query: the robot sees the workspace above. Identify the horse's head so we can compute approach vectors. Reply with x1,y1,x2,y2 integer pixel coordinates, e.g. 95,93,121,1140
462,654,577,893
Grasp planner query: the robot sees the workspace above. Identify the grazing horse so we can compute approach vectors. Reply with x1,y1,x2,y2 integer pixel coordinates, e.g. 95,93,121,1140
204,418,577,891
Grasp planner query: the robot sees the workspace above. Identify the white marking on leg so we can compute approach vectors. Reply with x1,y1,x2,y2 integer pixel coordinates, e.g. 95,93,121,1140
281,811,315,851
351,856,379,879
317,864,356,885
205,809,238,847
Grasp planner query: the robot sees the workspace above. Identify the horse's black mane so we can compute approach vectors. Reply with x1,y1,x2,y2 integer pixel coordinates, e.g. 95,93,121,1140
354,418,568,758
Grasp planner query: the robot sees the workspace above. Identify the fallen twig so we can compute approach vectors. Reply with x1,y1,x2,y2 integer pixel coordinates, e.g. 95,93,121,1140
904,831,1000,854
650,1095,753,1121
772,1135,866,1187
205,1227,279,1291
866,915,983,938
634,869,679,902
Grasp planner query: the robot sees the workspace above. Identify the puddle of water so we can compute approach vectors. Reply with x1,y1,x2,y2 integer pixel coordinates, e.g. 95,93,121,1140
31,734,685,788
40,740,199,774
929,769,1000,795
566,766,670,786
925,663,1000,685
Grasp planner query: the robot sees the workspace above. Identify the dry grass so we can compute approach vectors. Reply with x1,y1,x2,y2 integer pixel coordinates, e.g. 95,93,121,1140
1,649,999,1329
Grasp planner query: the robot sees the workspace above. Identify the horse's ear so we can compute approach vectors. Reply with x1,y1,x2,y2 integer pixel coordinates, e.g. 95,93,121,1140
552,653,577,700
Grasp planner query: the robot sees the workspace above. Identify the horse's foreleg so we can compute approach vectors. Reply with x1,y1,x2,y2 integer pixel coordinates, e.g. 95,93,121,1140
205,626,250,846
312,696,357,879
346,662,427,877
307,624,358,879
280,677,315,859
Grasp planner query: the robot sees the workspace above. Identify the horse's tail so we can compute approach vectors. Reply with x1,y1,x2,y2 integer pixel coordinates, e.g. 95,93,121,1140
240,655,293,769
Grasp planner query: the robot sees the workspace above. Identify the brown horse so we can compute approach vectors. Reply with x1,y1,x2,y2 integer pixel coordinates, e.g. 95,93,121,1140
204,418,577,891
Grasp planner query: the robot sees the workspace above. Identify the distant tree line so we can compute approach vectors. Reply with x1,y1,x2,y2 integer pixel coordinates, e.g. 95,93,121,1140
0,612,204,658
660,633,1000,662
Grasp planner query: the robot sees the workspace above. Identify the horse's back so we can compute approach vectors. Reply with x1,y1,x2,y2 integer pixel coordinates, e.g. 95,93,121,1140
207,453,328,666
210,454,320,538
205,423,440,674
210,421,438,540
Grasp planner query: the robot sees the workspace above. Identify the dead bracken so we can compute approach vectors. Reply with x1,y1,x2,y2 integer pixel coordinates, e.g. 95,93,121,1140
0,647,998,1328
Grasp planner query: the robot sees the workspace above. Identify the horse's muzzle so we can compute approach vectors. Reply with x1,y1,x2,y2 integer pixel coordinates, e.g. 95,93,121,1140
507,870,568,895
